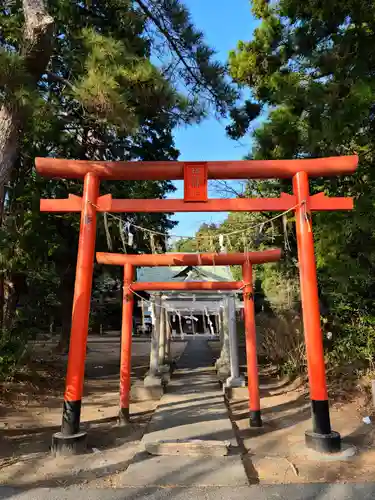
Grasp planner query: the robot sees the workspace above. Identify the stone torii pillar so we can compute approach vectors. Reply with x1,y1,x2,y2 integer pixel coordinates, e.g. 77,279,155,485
216,297,231,382
165,310,172,365
158,301,171,380
158,298,166,366
144,293,163,388
226,294,245,388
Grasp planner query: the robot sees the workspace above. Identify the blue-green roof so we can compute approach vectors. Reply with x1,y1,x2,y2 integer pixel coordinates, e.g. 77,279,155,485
136,265,233,283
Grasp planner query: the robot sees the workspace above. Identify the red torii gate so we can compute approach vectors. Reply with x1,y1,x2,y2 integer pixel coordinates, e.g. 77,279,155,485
96,250,281,428
35,154,358,455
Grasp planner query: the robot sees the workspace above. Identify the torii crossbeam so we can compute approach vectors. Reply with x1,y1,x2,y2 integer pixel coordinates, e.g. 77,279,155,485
35,155,358,455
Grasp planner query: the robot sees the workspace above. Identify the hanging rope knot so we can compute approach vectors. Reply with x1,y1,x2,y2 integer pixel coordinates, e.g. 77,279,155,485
239,282,252,291
87,200,99,209
123,284,134,302
301,199,312,232
301,199,308,214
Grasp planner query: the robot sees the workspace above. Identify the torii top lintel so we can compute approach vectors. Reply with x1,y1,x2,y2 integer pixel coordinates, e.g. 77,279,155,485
96,250,282,292
96,249,282,267
35,155,358,180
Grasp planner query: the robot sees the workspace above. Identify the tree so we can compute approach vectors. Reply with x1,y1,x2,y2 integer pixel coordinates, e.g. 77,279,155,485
0,0,53,192
0,0,237,196
227,0,375,365
133,0,237,115
0,1,237,362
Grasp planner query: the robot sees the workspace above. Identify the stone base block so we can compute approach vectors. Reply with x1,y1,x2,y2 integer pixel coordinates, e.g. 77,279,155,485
224,386,248,400
144,374,163,387
225,376,246,388
131,384,164,402
145,439,230,457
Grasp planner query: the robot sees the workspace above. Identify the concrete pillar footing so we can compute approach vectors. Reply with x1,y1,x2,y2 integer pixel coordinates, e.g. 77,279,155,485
144,374,163,387
225,375,246,388
51,431,87,456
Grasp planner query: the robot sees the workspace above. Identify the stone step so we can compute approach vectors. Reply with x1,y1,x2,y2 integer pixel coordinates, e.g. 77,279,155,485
145,439,230,457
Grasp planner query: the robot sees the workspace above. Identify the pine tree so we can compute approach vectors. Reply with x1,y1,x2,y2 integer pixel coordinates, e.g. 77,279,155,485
227,0,375,366
0,1,237,192
0,1,237,357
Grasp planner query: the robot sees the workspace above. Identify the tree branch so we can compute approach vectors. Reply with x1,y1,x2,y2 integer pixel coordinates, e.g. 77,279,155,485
43,71,74,89
22,0,54,79
134,0,220,105
210,179,246,198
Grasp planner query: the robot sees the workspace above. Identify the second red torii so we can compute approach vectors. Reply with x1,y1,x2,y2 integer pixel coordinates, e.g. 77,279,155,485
96,249,282,429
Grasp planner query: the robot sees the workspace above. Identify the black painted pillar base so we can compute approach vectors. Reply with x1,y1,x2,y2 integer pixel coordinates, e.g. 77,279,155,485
305,430,341,453
305,399,341,453
118,407,130,426
52,399,87,455
51,431,87,456
250,410,262,428
62,400,82,435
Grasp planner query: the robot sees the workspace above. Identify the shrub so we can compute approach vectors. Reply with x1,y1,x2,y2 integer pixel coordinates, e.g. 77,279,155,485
256,310,306,376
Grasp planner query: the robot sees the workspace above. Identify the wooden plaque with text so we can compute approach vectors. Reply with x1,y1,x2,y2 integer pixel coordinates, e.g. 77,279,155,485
183,162,208,202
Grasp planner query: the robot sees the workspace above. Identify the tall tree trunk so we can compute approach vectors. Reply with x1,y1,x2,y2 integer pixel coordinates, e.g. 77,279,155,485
0,2,54,332
0,183,5,329
56,271,75,354
0,0,54,190
0,275,4,331
3,273,27,331
56,293,73,354
0,107,19,192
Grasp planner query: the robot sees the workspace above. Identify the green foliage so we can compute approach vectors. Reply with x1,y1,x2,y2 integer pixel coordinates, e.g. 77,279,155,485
257,311,305,376
72,26,183,130
0,50,27,89
135,0,238,116
1,0,236,123
0,330,28,378
0,0,237,374
327,319,375,369
174,237,197,253
226,100,262,139
226,0,375,370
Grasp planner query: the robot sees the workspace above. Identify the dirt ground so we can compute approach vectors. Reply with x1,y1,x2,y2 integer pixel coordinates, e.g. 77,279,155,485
207,341,375,485
0,335,187,487
2,336,375,488
228,369,375,485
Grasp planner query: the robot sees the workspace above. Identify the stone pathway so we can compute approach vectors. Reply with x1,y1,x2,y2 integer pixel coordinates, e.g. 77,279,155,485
113,337,249,487
5,483,375,500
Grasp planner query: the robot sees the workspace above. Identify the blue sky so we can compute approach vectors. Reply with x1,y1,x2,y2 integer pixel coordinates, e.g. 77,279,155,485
170,0,258,236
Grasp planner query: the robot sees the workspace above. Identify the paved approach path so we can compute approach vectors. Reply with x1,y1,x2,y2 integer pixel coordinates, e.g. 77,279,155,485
112,336,249,488
3,339,375,498
4,483,375,499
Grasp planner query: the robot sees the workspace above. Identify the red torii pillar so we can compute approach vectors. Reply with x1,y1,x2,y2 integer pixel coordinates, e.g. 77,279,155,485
118,263,134,425
35,155,358,454
59,173,98,450
242,262,261,427
293,172,337,450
